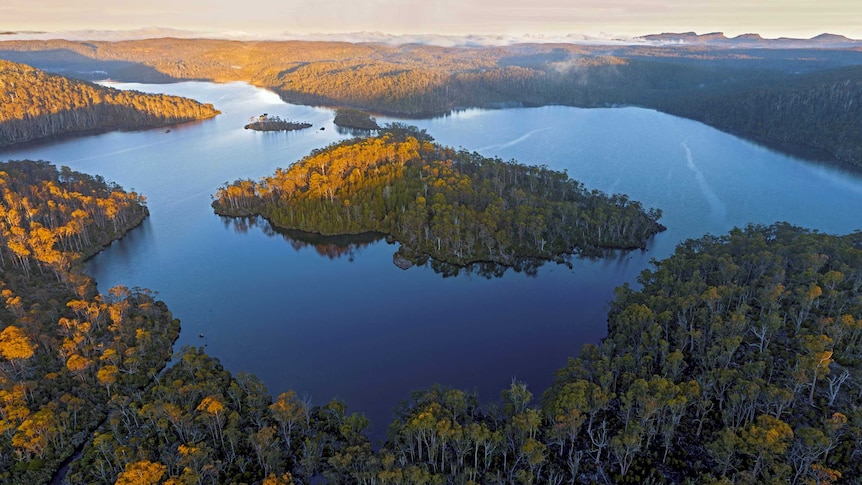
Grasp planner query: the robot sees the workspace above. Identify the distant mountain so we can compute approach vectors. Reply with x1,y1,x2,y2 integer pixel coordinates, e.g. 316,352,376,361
0,30,46,36
640,31,861,48
0,60,220,147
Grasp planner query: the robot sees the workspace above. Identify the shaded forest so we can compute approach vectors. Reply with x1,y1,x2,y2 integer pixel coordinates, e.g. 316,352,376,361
543,224,862,483
658,66,862,165
332,108,379,131
0,60,220,148
1,38,861,168
213,125,665,270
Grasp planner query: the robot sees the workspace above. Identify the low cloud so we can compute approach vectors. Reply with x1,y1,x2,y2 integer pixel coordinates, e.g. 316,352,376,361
0,27,648,46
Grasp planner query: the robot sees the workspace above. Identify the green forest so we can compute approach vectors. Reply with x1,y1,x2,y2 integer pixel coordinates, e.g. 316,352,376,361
212,125,665,269
2,161,860,483
1,38,859,168
0,60,220,147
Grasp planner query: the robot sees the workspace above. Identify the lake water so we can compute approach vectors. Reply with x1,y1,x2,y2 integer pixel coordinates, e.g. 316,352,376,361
2,81,860,441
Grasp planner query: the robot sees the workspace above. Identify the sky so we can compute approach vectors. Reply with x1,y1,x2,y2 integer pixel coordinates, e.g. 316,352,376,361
2,0,861,40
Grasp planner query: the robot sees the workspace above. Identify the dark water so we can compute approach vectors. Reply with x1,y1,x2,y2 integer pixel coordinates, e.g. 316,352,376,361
3,81,860,441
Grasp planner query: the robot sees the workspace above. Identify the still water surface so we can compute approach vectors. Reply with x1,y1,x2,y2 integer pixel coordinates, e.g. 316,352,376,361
2,81,860,440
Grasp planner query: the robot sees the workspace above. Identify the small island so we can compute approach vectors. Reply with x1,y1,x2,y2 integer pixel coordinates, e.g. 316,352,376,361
213,124,665,270
333,108,380,130
244,113,312,132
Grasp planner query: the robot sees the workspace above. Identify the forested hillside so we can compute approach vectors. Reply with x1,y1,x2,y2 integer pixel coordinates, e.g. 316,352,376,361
213,125,665,270
2,38,861,167
660,66,862,166
0,60,219,147
0,161,178,484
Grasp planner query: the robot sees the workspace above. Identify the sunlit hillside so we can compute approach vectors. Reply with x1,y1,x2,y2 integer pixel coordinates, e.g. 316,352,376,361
0,59,219,147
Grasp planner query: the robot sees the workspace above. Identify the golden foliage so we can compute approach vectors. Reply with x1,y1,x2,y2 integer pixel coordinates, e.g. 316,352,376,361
115,460,167,485
0,325,34,361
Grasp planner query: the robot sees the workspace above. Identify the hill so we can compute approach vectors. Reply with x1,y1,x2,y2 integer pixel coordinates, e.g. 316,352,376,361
658,66,862,165
0,59,219,147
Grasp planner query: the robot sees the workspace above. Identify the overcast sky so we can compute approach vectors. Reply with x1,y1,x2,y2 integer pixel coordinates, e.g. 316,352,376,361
2,0,860,39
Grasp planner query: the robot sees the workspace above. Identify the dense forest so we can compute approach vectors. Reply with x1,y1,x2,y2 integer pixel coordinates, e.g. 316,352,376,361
2,36,861,484
542,224,862,483
0,60,220,147
213,125,665,269
0,161,179,484
658,66,862,165
1,38,860,168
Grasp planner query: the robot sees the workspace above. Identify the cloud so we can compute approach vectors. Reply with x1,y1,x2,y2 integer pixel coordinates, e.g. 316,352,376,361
2,1,860,42
0,27,646,46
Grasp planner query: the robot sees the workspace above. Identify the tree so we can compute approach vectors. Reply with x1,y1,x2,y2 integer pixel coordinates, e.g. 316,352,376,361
114,460,167,485
98,365,119,395
798,335,834,404
270,390,308,452
0,325,35,363
738,415,793,480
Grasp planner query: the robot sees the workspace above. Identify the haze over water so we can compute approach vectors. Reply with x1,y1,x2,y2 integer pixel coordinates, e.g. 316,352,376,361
2,81,859,440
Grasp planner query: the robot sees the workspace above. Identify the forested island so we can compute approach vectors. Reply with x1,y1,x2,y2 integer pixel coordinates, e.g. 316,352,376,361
244,114,312,132
0,60,220,148
1,38,860,168
333,108,380,131
213,125,665,270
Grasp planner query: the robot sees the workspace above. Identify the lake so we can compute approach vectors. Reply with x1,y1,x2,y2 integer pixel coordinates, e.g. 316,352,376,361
2,81,860,441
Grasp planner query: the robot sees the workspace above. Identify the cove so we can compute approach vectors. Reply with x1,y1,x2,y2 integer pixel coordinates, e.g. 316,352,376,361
2,81,860,441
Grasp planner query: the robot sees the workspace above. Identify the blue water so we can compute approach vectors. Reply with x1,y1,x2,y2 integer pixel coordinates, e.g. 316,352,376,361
2,81,860,441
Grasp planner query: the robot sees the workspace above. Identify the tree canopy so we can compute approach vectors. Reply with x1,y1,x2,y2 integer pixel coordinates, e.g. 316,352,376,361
0,161,178,484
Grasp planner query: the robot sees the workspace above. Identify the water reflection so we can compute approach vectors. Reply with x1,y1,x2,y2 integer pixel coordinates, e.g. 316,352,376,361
223,215,383,261
222,214,593,278
334,125,378,137
425,257,545,278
